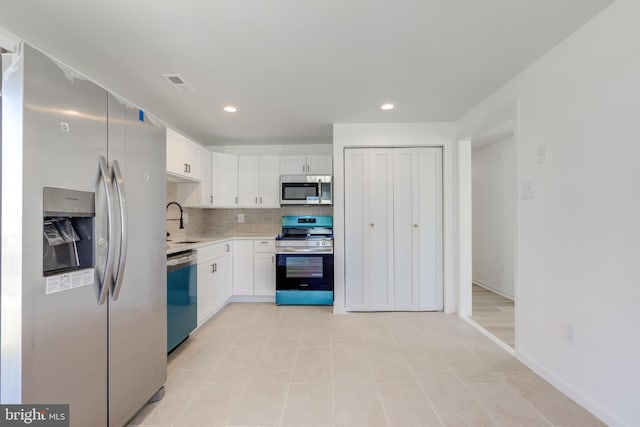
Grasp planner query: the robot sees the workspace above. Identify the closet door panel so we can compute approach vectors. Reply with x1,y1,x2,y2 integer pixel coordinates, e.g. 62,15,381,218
418,147,443,310
344,149,369,310
393,148,420,310
369,149,394,310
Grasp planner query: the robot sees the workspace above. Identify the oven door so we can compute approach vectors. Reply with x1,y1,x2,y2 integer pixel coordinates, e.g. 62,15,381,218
276,252,334,291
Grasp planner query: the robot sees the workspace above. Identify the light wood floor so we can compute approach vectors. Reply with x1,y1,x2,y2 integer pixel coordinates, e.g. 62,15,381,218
128,303,604,426
471,284,515,347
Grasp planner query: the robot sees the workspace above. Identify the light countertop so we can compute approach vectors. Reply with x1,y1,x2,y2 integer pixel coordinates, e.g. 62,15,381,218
166,234,278,255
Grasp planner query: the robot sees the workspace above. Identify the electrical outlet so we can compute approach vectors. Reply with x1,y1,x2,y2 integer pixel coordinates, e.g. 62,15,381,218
521,180,534,199
537,145,547,164
183,213,189,225
237,213,245,223
566,325,576,344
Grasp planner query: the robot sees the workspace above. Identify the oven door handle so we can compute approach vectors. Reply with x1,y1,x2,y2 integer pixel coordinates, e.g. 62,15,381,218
276,249,334,254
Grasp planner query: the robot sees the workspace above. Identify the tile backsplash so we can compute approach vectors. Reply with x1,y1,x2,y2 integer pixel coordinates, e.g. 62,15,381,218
166,182,332,238
204,206,333,236
166,182,206,239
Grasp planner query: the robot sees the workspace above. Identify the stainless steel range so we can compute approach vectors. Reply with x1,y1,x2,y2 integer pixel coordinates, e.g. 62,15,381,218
275,216,334,305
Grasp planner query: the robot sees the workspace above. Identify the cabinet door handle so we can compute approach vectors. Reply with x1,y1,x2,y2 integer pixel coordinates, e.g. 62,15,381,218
225,244,230,252
211,263,215,273
210,195,213,203
255,196,258,204
260,196,263,204
184,163,188,173
235,196,238,204
413,224,418,228
370,223,375,227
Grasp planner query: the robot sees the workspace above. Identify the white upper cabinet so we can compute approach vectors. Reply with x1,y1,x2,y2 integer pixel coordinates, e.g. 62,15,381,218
211,152,239,207
280,155,307,175
258,155,280,207
280,155,332,175
199,146,213,206
306,155,333,175
238,155,280,208
166,128,201,181
237,155,260,207
175,145,213,208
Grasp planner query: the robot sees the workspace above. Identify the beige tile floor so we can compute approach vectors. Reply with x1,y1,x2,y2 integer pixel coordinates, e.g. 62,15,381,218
471,284,515,347
128,303,603,427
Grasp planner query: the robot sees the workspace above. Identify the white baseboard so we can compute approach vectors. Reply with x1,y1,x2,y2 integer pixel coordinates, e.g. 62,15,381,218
472,278,514,300
517,350,625,427
333,306,348,314
462,314,624,426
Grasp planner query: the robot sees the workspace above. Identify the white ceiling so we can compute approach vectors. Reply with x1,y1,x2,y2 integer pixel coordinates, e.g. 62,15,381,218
0,0,612,145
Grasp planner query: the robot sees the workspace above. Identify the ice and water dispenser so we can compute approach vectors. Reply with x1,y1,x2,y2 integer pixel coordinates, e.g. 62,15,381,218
43,187,95,276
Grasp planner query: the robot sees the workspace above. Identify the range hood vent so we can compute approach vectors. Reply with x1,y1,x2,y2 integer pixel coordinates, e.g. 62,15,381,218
162,74,195,93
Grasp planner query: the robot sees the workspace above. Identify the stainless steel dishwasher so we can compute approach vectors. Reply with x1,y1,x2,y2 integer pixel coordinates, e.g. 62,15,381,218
166,250,197,352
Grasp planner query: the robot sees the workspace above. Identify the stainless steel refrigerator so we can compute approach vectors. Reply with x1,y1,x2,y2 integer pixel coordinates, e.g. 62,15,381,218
1,43,166,426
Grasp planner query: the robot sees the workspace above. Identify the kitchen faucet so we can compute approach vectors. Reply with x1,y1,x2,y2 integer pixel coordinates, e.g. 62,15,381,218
166,201,184,229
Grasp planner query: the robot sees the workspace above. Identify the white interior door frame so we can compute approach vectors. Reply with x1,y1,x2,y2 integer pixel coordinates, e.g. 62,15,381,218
457,102,520,350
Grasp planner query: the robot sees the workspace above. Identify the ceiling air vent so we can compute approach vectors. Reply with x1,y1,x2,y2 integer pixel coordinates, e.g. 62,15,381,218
162,74,195,93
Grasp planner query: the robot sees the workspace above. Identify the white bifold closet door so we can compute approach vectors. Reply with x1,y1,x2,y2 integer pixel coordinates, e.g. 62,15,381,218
345,147,443,311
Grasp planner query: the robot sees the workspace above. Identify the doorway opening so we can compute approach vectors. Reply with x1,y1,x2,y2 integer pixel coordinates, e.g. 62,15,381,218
464,106,518,350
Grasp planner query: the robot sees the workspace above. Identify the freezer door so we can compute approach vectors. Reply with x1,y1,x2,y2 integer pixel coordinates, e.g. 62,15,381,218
1,44,109,425
107,94,167,427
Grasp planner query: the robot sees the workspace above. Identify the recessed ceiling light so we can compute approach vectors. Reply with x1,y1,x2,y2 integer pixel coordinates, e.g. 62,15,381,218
223,106,238,113
380,103,394,110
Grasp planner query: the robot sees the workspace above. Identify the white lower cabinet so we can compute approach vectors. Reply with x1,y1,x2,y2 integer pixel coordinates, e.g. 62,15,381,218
232,239,276,296
232,240,253,295
194,237,276,327
253,240,276,296
196,241,232,326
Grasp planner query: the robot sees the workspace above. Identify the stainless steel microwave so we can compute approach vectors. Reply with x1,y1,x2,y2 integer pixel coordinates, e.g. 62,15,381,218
280,175,332,205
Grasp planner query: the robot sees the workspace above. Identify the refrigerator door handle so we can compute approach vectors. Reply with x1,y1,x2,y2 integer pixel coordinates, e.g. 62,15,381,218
98,156,115,305
111,160,128,301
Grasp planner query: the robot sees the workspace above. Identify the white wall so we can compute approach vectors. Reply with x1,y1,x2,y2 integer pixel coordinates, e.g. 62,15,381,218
457,1,639,425
472,136,515,299
332,122,457,313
